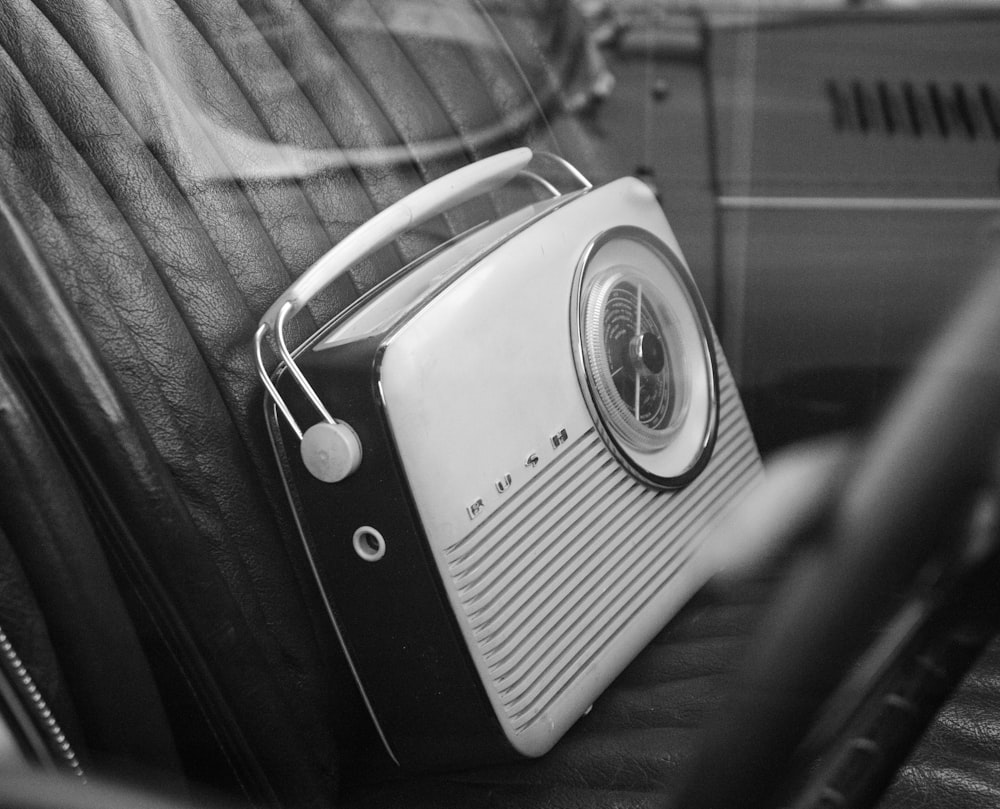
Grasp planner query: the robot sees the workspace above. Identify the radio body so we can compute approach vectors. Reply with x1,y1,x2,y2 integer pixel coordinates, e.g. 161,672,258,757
256,150,762,769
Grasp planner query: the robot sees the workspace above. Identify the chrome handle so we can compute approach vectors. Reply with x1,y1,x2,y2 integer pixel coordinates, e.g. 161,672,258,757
255,147,590,481
259,148,533,333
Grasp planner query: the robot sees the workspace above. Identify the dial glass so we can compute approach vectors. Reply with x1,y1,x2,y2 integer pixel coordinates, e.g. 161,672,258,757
583,268,688,451
603,278,675,431
572,227,718,488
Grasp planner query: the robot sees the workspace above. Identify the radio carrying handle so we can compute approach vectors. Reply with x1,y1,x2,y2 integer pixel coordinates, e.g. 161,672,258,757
254,147,589,480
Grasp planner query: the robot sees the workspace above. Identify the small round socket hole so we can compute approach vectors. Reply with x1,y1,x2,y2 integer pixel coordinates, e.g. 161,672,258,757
353,526,386,562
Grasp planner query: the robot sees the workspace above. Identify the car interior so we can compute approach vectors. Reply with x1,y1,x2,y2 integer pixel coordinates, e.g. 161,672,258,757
1,1,999,808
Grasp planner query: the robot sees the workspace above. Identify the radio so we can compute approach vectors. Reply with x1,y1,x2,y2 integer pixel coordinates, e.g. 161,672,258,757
255,149,762,770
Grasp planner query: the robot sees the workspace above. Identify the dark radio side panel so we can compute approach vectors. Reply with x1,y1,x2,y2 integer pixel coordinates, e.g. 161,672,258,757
270,336,515,771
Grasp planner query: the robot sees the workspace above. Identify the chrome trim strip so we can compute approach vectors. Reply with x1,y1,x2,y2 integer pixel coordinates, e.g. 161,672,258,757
0,626,84,779
529,151,593,191
718,196,1000,212
519,170,561,198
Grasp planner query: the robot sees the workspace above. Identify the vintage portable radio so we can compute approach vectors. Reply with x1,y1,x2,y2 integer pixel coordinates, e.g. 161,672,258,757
255,149,762,769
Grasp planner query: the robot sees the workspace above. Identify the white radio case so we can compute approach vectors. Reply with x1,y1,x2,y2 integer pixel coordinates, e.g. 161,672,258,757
255,149,762,769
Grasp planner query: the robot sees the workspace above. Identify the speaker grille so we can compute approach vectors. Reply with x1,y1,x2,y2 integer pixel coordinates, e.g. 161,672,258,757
444,358,760,733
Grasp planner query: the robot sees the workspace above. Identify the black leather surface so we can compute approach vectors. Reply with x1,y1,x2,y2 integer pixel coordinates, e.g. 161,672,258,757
878,636,1000,808
0,337,178,780
0,1,996,808
0,0,625,804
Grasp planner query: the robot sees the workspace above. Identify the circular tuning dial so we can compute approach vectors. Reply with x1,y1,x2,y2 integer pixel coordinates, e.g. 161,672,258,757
601,277,677,436
573,228,718,489
583,269,687,451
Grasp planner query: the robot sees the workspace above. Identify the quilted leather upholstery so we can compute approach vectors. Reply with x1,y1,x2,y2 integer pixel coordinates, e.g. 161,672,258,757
0,334,177,780
0,0,661,804
0,1,996,808
879,620,1000,808
882,641,1000,809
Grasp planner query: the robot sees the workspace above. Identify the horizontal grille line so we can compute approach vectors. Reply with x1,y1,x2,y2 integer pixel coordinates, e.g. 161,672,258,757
453,369,742,573
473,426,758,662
492,444,761,701
475,433,756,657
467,426,753,644
495,520,699,701
452,370,740,573
468,478,650,633
495,447,760,706
506,463,762,728
477,485,675,665
456,460,627,605
446,429,601,558
449,440,610,579
508,536,705,727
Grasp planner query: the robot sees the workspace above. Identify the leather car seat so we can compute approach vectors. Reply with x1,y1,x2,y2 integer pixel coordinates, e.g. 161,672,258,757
0,1,997,808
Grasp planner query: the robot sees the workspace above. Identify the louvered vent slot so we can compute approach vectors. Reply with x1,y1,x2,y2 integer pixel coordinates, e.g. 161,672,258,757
444,363,760,733
826,79,1000,140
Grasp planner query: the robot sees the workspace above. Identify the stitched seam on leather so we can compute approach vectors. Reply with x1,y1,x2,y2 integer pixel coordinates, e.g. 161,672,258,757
295,0,451,208
228,0,404,281
0,13,323,776
27,0,332,381
3,12,341,798
470,0,568,152
12,3,344,731
364,0,502,222
0,48,215,470
111,0,329,330
240,0,426,255
18,0,304,419
388,0,551,141
334,0,495,234
466,1,547,128
227,0,407,282
15,1,321,630
167,0,341,289
119,6,413,699
199,0,454,296
362,1,483,164
0,180,276,800
0,114,271,640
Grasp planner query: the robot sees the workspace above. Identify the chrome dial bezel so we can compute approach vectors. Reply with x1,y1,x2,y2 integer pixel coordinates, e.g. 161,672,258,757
570,226,719,489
